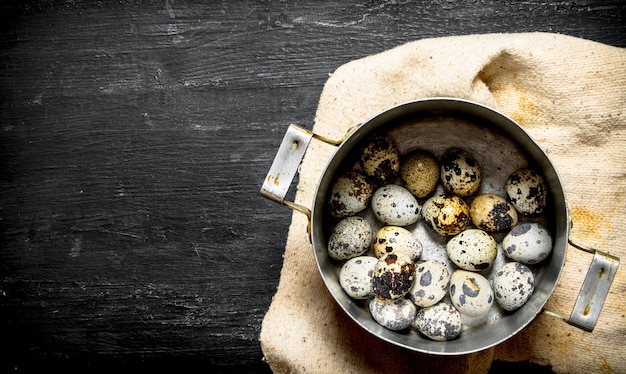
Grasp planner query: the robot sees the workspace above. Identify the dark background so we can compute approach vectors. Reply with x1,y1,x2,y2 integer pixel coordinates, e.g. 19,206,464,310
0,0,624,372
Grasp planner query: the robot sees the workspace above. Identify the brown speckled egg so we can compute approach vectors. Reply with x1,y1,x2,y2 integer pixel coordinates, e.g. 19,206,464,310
369,297,417,331
470,194,518,232
449,270,494,317
400,150,440,198
372,252,415,300
372,226,423,261
412,301,462,341
492,262,535,311
339,256,378,300
502,223,553,264
360,135,400,183
446,229,497,272
440,148,482,197
506,168,548,216
328,171,374,218
421,195,470,236
327,216,373,261
371,184,421,226
408,260,450,307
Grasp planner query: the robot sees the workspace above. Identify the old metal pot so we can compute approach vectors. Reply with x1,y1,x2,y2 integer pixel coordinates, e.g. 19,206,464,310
261,98,619,355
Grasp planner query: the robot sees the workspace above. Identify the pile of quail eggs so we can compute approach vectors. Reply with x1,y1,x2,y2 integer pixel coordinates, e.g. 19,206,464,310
327,132,552,342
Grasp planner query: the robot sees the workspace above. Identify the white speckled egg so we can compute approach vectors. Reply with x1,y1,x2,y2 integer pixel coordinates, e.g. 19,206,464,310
372,252,415,300
440,148,482,197
400,150,440,198
372,226,423,261
470,194,518,232
327,216,373,261
339,256,378,299
449,270,494,317
408,260,450,307
492,262,535,311
369,297,417,331
360,134,400,183
412,301,462,341
371,184,421,226
421,195,470,236
328,171,374,218
506,168,548,216
502,222,553,264
446,229,497,272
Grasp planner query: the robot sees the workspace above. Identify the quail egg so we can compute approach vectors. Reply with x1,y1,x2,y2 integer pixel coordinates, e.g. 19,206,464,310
400,150,440,198
327,216,373,261
412,301,463,341
506,168,548,216
369,297,417,331
372,252,415,300
360,134,401,183
421,195,470,236
328,171,374,218
502,222,553,264
446,229,497,271
449,270,494,317
339,256,378,299
371,184,421,226
372,226,423,261
440,148,482,197
408,260,450,307
470,193,518,232
492,262,535,311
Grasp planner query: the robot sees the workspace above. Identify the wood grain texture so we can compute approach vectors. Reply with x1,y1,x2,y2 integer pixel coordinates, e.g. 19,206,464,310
0,0,624,372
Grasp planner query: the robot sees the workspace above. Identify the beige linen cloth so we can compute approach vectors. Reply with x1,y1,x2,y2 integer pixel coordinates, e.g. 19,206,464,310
260,33,626,374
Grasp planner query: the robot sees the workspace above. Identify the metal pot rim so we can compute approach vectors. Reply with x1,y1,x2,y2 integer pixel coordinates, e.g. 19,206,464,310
310,98,569,355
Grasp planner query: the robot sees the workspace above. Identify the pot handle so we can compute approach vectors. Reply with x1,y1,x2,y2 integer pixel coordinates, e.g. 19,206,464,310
544,238,620,332
260,124,355,234
261,124,314,223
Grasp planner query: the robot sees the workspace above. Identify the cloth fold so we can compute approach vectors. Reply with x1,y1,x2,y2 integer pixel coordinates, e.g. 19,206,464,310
260,33,626,373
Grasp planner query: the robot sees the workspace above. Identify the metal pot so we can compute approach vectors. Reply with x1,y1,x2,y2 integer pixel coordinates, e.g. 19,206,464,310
261,98,619,355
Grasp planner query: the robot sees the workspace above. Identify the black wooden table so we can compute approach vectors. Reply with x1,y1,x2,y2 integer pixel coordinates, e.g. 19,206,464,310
1,1,624,372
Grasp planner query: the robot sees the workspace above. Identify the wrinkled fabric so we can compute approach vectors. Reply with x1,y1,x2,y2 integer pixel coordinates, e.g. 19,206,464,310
260,33,626,374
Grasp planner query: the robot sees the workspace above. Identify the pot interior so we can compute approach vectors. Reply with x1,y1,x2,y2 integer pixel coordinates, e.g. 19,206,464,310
311,98,568,355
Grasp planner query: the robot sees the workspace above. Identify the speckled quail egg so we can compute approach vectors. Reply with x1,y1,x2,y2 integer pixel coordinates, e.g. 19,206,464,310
360,134,401,183
369,297,417,331
328,171,374,218
421,195,470,236
470,193,518,232
408,260,450,307
400,150,440,198
502,222,553,264
492,262,535,311
440,148,482,197
372,252,415,300
449,270,494,317
339,256,378,299
506,168,548,216
412,301,463,341
372,226,423,261
371,184,421,226
327,216,373,261
446,229,497,272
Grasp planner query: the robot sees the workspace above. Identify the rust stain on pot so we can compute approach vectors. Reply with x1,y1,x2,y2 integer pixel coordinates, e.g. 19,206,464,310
267,174,280,186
